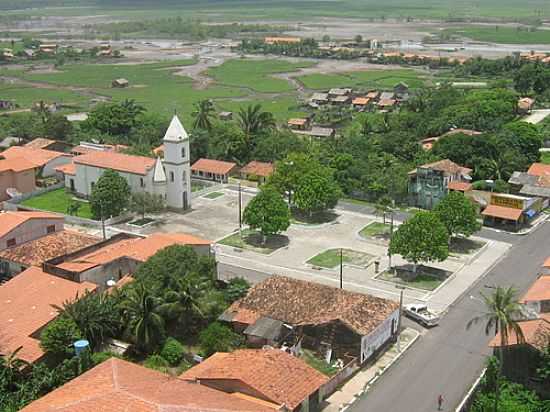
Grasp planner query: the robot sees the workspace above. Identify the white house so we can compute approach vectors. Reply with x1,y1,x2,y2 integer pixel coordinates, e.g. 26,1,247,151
57,115,191,210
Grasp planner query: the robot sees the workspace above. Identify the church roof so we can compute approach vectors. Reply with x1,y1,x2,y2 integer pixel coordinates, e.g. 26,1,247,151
153,156,166,183
163,115,188,142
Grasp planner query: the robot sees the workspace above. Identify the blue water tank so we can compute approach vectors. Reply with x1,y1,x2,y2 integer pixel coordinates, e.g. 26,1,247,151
74,340,90,356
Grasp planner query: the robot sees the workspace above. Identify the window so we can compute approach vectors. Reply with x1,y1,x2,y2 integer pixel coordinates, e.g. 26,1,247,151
170,171,174,182
181,147,185,158
46,225,56,234
70,179,75,191
6,238,16,248
182,171,186,181
140,177,145,188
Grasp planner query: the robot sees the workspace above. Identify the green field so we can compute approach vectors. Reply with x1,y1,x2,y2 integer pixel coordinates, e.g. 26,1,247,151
21,189,93,219
443,26,550,44
307,248,374,269
360,222,391,238
209,59,314,93
298,69,427,91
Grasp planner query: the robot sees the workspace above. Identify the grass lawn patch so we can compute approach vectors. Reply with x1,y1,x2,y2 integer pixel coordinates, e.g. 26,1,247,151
541,152,550,165
360,222,391,239
449,237,486,255
191,180,210,192
301,349,339,377
291,208,338,225
203,191,224,199
21,189,94,219
376,265,451,291
442,26,550,45
308,248,374,269
218,228,288,254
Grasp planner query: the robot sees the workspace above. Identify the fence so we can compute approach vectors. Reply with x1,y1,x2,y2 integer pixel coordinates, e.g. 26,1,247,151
320,357,359,398
5,182,64,205
455,368,486,412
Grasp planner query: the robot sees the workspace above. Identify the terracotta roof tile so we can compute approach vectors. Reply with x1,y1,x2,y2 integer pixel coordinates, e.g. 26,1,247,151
57,232,210,273
448,181,473,192
240,161,274,178
520,275,550,303
352,97,370,105
73,151,156,176
489,318,550,351
1,146,68,168
181,349,328,410
287,118,308,126
0,211,63,239
0,267,97,363
0,157,36,173
54,162,76,175
24,138,55,150
22,358,273,412
225,276,399,336
528,163,550,177
191,158,237,175
544,256,550,269
0,229,99,266
418,159,472,176
482,205,523,221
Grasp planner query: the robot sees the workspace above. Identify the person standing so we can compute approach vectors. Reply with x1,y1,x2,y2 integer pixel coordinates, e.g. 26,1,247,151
438,394,444,411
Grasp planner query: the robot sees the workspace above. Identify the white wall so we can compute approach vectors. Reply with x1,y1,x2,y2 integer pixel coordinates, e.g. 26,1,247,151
43,156,72,177
360,309,399,363
0,218,64,250
163,139,191,209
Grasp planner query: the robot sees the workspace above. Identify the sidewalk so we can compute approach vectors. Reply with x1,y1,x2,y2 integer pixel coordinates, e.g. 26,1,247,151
322,328,420,412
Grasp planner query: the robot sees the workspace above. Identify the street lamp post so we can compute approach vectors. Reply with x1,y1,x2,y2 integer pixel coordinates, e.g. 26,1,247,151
396,286,405,352
388,208,394,270
238,182,242,235
339,248,343,289
100,201,106,240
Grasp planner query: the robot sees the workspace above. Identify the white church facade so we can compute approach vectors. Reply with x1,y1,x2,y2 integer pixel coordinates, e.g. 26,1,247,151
57,115,191,210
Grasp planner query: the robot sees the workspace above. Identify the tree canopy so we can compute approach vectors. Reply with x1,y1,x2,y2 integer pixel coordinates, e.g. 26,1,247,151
434,192,481,238
243,185,290,242
90,169,131,219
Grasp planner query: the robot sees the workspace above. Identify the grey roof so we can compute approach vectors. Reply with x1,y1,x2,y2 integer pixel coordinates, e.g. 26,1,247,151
310,126,335,137
509,172,538,186
380,92,395,100
332,96,350,103
311,93,329,101
329,88,351,96
0,136,23,149
243,316,288,341
520,185,550,198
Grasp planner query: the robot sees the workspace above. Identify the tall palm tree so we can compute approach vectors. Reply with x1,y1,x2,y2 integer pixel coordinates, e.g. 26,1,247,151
192,99,215,131
120,99,146,119
237,104,276,140
158,277,204,330
467,286,525,412
121,284,165,353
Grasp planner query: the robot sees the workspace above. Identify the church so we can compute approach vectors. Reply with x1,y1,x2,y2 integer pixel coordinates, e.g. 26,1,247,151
57,115,192,210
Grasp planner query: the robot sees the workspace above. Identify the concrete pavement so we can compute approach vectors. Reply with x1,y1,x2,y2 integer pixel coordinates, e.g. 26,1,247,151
347,221,550,412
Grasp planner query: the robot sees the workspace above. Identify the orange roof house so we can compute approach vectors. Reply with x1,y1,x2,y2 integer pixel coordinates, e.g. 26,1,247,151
240,161,274,179
54,162,76,176
481,205,523,222
1,146,70,169
0,211,64,249
352,97,370,106
489,318,550,351
0,266,96,363
24,138,56,150
0,157,36,201
527,163,550,177
520,274,550,304
191,158,237,183
73,151,156,176
21,358,275,412
181,349,328,411
264,36,301,44
448,181,473,192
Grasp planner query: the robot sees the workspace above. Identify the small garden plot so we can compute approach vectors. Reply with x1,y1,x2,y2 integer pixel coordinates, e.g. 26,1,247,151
449,237,486,255
21,188,93,219
360,222,391,240
307,248,374,269
218,228,289,254
203,191,224,199
377,265,451,291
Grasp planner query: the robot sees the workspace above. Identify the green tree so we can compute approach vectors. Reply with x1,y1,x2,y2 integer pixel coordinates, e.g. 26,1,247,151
434,192,481,239
199,322,243,357
269,153,317,204
294,167,341,217
160,337,184,366
83,100,145,137
389,211,449,273
467,287,525,412
42,113,73,141
375,195,393,224
192,99,215,131
158,276,204,329
237,104,276,142
243,185,290,243
40,317,82,357
129,192,164,219
223,277,250,303
121,283,165,354
90,169,131,220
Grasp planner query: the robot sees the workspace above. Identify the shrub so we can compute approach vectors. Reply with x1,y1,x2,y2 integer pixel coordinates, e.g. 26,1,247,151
40,317,82,357
199,322,243,357
91,351,122,365
224,277,250,303
143,354,170,373
160,337,184,366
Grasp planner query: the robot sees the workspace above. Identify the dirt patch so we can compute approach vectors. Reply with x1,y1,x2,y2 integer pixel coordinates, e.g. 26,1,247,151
172,57,227,90
27,67,65,75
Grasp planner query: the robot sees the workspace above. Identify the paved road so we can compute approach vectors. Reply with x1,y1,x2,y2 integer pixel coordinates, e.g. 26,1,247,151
348,221,550,412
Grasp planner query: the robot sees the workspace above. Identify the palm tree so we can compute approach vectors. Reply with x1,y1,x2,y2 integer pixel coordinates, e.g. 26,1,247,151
467,286,525,412
192,99,215,131
158,277,204,331
237,104,276,140
120,99,146,119
121,284,165,353
0,347,30,390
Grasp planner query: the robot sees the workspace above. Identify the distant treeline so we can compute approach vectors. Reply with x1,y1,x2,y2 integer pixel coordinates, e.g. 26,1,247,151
88,18,288,40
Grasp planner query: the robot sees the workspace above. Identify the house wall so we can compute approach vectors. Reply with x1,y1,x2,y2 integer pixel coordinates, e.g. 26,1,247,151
191,169,232,184
78,257,140,289
0,218,63,251
408,169,448,210
164,138,191,209
360,309,399,363
42,156,71,177
0,169,36,202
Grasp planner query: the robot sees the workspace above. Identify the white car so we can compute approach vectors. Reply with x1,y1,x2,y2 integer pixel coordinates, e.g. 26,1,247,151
404,303,440,327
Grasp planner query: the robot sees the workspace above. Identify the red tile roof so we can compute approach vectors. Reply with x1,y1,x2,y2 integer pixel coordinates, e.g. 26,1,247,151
528,163,550,177
54,162,76,175
520,275,550,303
0,229,99,266
448,181,473,192
0,211,63,239
1,146,68,168
489,318,550,351
181,349,328,410
191,158,237,175
73,151,156,176
21,358,274,412
482,205,523,221
287,118,308,126
544,256,550,269
57,232,210,273
0,267,96,363
226,275,399,336
415,159,472,176
352,97,370,105
240,161,274,178
24,138,55,150
0,157,37,173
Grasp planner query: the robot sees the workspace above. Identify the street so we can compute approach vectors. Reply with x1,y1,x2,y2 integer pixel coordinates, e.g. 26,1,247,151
348,221,550,412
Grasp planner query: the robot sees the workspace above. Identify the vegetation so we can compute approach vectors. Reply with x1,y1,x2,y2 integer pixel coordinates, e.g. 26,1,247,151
198,322,243,357
360,222,391,238
90,169,131,220
160,337,185,366
443,26,550,45
40,317,82,358
129,192,165,219
434,192,481,239
307,248,374,269
243,185,290,243
218,228,288,254
21,189,93,219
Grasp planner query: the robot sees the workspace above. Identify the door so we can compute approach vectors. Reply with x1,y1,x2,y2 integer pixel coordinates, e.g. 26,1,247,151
183,191,188,210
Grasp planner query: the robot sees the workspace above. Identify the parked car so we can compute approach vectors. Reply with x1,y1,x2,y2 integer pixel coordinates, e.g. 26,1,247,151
403,303,440,327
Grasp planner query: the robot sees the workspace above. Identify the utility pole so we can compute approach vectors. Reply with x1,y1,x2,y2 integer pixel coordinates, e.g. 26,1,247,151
100,201,106,240
238,182,242,235
339,248,343,289
388,209,394,270
396,286,404,352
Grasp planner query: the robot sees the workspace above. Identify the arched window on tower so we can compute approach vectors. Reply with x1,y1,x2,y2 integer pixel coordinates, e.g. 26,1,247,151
170,171,174,182
181,147,185,158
